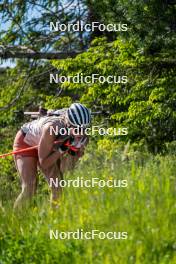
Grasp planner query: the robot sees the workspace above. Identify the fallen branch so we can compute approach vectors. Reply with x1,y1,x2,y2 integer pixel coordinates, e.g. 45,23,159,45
0,49,81,60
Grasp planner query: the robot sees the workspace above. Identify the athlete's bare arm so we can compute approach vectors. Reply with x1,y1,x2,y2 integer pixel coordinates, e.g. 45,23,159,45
38,124,65,170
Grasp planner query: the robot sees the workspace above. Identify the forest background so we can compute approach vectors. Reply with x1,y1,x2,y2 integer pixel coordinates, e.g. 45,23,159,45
0,1,176,263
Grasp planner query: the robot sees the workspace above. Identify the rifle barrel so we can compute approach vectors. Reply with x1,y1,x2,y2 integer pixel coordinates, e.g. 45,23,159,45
23,111,109,116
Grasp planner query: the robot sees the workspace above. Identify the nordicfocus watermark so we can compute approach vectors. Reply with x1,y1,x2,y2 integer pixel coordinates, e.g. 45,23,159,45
50,229,128,240
50,126,128,137
50,73,127,84
49,177,127,188
50,21,128,32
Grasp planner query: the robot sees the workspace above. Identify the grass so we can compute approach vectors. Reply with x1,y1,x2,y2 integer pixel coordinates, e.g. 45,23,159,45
0,149,176,264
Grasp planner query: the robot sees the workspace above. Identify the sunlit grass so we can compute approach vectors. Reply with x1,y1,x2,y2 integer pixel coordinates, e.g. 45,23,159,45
0,151,176,263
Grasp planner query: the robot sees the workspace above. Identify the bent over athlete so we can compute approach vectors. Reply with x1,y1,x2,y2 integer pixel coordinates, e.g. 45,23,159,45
13,103,91,209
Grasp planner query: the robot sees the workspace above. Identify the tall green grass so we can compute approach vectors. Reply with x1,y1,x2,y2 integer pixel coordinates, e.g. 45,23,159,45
0,149,176,264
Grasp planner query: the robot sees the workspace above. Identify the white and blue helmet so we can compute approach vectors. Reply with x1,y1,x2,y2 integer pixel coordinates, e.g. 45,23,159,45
67,103,91,127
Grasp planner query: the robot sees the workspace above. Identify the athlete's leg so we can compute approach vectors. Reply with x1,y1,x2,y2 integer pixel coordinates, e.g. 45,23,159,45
40,160,63,207
40,155,80,207
14,156,38,209
60,154,79,174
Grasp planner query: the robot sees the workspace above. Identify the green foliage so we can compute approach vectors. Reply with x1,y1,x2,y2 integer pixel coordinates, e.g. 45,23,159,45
0,0,88,51
52,36,176,152
0,0,175,152
44,96,72,110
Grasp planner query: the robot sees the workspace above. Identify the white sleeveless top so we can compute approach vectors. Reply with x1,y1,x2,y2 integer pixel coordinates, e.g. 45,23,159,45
21,115,68,146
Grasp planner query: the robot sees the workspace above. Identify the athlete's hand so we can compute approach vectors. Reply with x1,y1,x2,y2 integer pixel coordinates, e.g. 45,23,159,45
53,143,69,154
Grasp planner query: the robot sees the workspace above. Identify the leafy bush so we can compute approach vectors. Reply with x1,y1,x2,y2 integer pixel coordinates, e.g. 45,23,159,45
51,37,176,152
